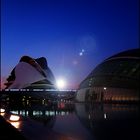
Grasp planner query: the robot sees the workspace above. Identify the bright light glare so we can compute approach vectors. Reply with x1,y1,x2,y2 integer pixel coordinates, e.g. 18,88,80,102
104,113,107,119
9,115,20,122
0,112,5,116
0,108,5,113
10,121,20,129
56,79,66,89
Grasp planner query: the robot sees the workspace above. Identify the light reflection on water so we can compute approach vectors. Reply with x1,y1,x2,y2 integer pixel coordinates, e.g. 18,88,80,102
1,101,139,140
10,110,70,117
75,103,139,140
9,121,21,130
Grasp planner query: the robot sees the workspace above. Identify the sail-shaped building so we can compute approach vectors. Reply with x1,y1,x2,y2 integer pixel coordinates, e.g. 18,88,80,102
4,56,56,90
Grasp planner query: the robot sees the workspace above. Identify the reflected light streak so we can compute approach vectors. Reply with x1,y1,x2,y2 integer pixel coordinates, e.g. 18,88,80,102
10,121,21,129
0,112,5,116
104,113,107,119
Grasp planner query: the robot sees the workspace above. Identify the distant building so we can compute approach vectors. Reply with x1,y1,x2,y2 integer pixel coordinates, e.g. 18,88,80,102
76,49,140,103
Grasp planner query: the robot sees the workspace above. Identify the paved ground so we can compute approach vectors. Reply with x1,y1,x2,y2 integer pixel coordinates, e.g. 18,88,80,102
0,115,26,140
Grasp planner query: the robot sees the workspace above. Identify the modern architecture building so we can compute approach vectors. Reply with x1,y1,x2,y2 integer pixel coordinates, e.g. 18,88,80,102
4,56,56,90
76,49,140,103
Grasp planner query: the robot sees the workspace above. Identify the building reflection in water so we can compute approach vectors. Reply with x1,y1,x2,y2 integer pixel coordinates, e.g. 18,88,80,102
0,108,22,130
1,100,139,140
3,100,75,131
75,103,139,140
9,121,21,129
10,110,70,117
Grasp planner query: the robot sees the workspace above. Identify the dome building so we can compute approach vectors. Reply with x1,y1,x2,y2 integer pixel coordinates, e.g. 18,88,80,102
76,49,140,103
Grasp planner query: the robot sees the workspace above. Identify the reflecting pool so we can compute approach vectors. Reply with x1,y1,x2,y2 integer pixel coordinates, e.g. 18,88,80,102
1,101,139,140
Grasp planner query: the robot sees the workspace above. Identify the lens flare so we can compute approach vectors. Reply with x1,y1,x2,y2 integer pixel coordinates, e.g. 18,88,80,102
56,79,66,89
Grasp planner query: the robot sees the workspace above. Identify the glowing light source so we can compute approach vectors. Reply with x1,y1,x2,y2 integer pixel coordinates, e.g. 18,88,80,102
0,108,6,117
104,113,107,119
0,108,5,113
56,78,66,89
10,121,21,129
79,52,83,56
82,49,85,52
79,49,85,56
0,112,5,116
9,115,20,122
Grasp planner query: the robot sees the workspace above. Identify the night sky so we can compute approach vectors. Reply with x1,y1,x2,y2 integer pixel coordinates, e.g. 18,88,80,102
1,0,139,89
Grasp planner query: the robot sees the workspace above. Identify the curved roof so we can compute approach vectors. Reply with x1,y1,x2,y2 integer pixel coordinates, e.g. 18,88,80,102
105,48,140,61
80,49,140,89
5,56,56,89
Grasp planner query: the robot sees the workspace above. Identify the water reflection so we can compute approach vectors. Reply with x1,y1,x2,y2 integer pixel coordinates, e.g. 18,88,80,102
2,101,75,130
0,112,5,116
9,121,21,129
75,103,139,140
1,100,139,140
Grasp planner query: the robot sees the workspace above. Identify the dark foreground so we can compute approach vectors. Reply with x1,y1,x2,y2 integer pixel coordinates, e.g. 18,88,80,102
0,100,139,140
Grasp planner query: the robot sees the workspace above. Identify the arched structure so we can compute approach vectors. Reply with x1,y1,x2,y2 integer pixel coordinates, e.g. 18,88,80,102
4,56,56,90
76,49,140,103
